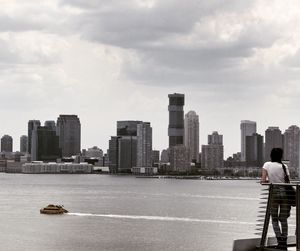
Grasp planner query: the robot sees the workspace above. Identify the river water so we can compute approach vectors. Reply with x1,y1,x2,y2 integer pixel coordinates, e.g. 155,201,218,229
0,174,263,250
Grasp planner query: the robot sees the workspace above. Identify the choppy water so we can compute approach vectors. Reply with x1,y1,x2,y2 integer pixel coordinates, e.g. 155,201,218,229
0,174,261,251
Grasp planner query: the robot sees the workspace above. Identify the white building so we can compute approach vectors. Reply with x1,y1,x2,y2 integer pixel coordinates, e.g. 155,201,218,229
184,111,199,163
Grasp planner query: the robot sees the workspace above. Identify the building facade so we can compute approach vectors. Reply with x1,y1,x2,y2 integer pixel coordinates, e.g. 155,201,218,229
169,145,190,173
265,126,283,161
136,122,152,168
246,133,264,167
168,93,184,148
1,135,13,152
240,120,257,161
184,110,199,163
20,135,28,153
283,125,300,176
28,120,41,154
56,115,81,157
201,131,224,170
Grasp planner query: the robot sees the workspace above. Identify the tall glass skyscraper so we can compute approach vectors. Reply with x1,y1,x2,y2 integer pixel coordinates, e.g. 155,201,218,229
168,93,184,148
28,120,41,154
240,120,256,161
56,115,81,157
184,110,199,163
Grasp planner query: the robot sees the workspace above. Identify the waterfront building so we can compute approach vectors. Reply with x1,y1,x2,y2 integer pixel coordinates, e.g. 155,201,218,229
118,136,137,173
31,125,61,162
169,145,190,173
1,135,13,152
240,120,257,161
168,93,184,148
27,120,41,154
56,115,81,157
108,136,119,173
283,125,300,176
137,122,152,168
264,127,283,161
152,150,160,165
201,131,224,170
20,135,28,153
22,162,92,174
246,133,264,167
184,110,199,163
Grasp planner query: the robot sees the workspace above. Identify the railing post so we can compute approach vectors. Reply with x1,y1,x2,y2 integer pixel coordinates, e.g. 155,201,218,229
297,184,300,251
260,184,273,250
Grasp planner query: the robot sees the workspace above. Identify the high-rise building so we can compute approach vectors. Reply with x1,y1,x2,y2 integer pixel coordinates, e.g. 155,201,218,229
108,136,119,173
283,125,300,176
1,135,13,152
264,127,283,161
184,110,199,163
117,121,142,136
246,133,264,167
137,122,152,167
201,131,224,170
169,145,190,173
20,135,28,153
240,120,257,161
56,115,81,157
28,120,41,154
118,136,137,173
31,125,61,162
168,93,184,148
85,146,103,158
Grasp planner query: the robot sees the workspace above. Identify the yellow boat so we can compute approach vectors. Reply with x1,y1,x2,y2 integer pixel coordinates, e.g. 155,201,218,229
40,204,68,214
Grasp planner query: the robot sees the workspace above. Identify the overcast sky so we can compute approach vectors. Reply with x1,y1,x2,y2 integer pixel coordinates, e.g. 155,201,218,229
2,0,300,157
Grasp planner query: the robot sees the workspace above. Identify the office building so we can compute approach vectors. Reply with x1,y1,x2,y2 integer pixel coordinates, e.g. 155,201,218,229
137,122,152,167
240,120,257,161
118,136,137,173
201,131,224,170
28,120,41,154
160,149,169,163
44,121,56,131
264,127,283,161
56,115,81,157
31,125,61,162
284,125,300,176
1,135,13,152
169,145,190,173
184,110,199,163
168,93,184,147
246,133,264,167
20,135,28,153
117,121,142,136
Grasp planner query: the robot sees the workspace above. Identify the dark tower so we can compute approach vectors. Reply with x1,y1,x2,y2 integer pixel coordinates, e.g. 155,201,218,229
168,93,184,147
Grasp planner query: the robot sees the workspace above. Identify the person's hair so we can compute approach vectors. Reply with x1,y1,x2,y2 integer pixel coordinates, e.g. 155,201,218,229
270,148,283,163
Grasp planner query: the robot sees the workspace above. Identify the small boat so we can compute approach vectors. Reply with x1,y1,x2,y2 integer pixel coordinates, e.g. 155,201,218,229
40,204,68,214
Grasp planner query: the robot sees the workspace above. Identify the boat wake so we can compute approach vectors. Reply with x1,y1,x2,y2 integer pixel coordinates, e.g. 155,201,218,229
67,213,254,225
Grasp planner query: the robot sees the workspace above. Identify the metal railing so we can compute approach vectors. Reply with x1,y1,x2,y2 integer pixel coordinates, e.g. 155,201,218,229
256,183,300,250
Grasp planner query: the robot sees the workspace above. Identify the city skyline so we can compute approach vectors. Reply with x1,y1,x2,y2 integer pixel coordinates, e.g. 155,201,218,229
2,1,300,157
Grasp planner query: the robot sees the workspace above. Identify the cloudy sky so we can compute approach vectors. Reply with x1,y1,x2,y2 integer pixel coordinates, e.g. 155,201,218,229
2,0,300,157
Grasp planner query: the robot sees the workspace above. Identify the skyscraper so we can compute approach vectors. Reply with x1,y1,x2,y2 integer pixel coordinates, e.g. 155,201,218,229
1,135,13,152
265,127,283,161
184,110,199,163
240,120,257,161
28,120,41,154
246,133,264,167
201,131,224,170
108,136,119,173
56,115,81,157
137,122,152,167
31,125,61,162
168,93,184,147
283,125,300,176
20,135,28,153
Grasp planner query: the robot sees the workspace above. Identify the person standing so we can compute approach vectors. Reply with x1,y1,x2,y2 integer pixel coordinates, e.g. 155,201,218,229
261,148,291,250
